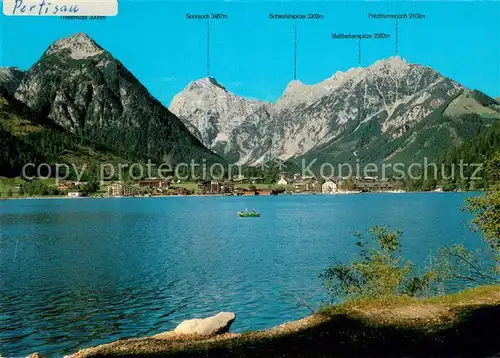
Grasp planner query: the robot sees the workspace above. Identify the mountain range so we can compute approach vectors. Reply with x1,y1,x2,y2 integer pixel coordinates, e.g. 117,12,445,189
170,57,500,167
1,32,499,179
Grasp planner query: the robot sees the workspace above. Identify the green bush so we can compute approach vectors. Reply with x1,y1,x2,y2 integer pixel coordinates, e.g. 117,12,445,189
320,226,434,302
20,180,59,196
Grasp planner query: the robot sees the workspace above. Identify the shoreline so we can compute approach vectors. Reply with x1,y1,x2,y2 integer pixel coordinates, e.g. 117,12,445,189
64,285,500,358
0,190,477,201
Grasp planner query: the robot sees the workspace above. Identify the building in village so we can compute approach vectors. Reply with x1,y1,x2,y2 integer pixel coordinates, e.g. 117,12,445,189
220,181,235,194
58,183,70,191
197,181,236,194
353,178,398,192
138,179,170,189
292,181,308,192
172,187,189,195
322,180,338,194
292,178,322,193
58,181,88,192
198,180,230,194
107,182,133,197
138,179,170,194
209,181,220,194
277,177,288,185
198,181,211,193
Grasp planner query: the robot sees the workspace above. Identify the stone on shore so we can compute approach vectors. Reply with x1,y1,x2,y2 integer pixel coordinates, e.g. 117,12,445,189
27,354,44,358
174,312,236,336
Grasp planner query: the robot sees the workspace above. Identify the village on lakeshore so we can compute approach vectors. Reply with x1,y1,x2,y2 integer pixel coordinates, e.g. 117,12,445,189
0,172,412,198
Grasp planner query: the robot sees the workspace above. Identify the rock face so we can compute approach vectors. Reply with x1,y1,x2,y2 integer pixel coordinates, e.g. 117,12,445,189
170,77,272,164
13,33,221,165
174,312,236,336
170,56,465,165
0,67,25,95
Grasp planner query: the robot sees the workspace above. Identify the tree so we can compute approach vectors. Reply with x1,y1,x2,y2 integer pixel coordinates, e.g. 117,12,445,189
437,120,500,189
434,150,500,288
47,186,60,196
340,179,355,191
7,189,13,197
435,244,497,288
464,150,500,272
320,226,434,302
422,178,437,191
20,180,51,196
265,172,277,184
466,190,500,252
81,177,100,195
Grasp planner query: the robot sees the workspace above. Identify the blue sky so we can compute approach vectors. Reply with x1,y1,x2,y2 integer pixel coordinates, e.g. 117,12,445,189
1,1,499,105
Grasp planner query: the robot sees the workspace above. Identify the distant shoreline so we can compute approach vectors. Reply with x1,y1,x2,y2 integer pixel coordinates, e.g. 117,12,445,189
0,190,477,201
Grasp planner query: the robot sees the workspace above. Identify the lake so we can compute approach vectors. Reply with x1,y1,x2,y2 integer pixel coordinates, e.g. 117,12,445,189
0,193,484,357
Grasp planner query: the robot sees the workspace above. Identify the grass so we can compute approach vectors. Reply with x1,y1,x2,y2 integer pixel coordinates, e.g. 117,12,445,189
0,110,42,137
444,92,500,119
0,177,57,197
173,182,199,190
0,177,25,196
66,285,500,357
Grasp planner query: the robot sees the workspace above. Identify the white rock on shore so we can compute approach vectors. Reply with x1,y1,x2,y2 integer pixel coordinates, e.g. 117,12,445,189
174,312,236,336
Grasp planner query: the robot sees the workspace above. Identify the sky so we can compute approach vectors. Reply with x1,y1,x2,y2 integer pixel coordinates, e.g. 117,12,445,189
1,1,499,106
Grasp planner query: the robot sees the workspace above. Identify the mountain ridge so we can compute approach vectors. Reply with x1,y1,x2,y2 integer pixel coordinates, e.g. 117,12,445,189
2,32,497,177
169,56,473,165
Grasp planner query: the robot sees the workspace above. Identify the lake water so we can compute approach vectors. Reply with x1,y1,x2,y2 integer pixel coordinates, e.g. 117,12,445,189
0,193,484,357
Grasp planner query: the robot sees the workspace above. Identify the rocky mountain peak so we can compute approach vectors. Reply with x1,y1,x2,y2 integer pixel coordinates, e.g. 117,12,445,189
376,55,407,65
45,32,104,60
369,56,410,73
284,79,305,90
275,80,310,109
169,76,273,158
186,77,228,92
